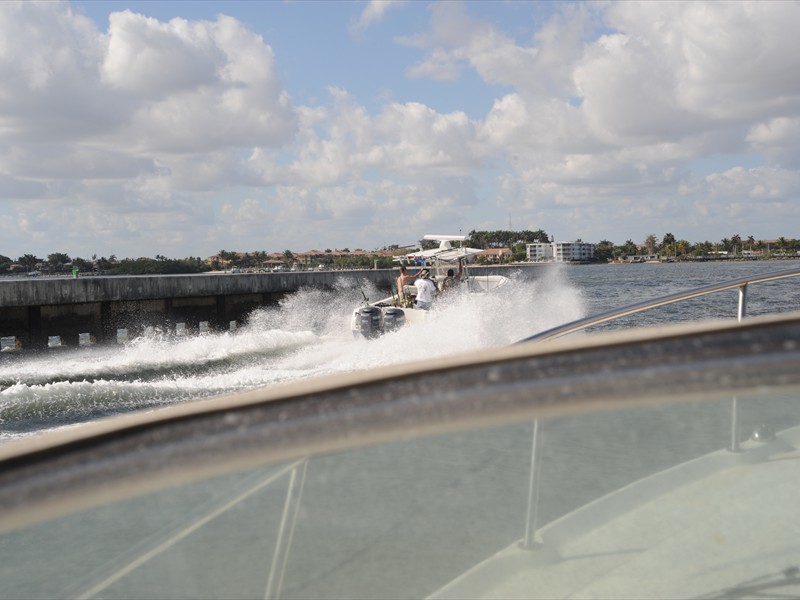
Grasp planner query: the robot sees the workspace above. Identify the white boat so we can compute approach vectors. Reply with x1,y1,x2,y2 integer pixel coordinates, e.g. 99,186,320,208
350,234,510,338
1,267,800,598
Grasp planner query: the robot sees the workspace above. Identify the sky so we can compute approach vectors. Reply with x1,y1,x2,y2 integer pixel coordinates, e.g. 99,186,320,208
1,0,799,260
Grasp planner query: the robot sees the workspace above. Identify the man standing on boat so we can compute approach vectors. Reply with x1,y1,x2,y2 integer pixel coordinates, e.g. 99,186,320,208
414,269,436,310
396,265,415,303
439,258,464,294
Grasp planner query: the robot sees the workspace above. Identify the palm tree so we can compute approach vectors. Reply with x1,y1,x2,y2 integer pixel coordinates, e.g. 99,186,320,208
660,233,676,256
730,234,742,255
217,249,236,267
18,254,40,272
644,234,657,254
47,252,71,272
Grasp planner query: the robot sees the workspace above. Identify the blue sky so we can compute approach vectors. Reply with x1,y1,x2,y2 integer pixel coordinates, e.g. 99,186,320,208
0,1,799,259
76,1,530,123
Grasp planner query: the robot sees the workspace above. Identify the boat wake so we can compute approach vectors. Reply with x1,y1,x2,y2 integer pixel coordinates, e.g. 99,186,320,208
0,268,583,437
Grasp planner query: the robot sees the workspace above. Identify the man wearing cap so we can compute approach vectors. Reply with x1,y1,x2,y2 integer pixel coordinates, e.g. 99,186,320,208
414,268,436,310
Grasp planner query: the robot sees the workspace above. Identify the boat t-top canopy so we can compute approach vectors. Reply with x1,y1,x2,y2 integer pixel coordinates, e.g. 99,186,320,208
400,234,484,264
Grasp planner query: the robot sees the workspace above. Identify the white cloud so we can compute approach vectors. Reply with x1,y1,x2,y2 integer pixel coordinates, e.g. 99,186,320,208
101,11,219,97
0,1,121,141
247,88,480,189
0,1,299,255
108,13,296,153
400,2,586,96
371,102,477,174
604,1,800,120
1,144,158,180
248,177,478,250
1,0,800,258
472,1,800,243
351,0,405,34
0,2,295,155
405,49,464,82
705,166,800,202
747,117,800,168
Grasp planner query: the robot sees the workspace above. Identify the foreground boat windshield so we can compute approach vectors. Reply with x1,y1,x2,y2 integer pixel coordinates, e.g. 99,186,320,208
0,312,799,599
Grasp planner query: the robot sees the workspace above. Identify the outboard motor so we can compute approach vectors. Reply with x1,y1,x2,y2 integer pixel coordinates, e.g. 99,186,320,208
357,306,383,339
382,307,406,332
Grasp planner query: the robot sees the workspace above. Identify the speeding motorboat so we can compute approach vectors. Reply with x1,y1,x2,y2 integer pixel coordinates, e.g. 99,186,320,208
350,235,509,339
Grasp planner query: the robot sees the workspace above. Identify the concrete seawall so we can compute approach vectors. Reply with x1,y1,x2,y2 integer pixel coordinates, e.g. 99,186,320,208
0,270,397,349
0,265,546,349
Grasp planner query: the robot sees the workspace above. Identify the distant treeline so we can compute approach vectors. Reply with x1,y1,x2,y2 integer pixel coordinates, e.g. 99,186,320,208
594,233,800,262
3,231,798,275
466,229,551,248
0,253,210,275
111,257,210,275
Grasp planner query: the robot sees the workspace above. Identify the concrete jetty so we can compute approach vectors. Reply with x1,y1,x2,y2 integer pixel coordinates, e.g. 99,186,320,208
0,270,395,349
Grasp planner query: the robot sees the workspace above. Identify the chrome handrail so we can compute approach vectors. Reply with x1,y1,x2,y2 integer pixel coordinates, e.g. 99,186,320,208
519,266,800,548
518,266,800,343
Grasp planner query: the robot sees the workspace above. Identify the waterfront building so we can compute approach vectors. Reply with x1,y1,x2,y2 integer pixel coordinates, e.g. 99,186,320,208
526,241,595,262
479,248,512,263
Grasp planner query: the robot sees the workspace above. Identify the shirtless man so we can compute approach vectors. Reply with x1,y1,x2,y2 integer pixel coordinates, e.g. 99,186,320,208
396,265,415,301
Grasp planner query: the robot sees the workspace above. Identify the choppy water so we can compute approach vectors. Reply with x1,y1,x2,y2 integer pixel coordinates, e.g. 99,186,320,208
1,261,799,441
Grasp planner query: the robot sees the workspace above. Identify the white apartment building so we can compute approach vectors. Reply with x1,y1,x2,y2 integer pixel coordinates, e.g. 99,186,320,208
526,241,595,262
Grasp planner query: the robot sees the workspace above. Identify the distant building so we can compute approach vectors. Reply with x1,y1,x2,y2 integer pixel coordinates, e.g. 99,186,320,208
526,241,595,262
479,248,512,263
527,243,554,262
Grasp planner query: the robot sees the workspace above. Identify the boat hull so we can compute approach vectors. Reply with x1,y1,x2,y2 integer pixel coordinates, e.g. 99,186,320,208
350,274,509,338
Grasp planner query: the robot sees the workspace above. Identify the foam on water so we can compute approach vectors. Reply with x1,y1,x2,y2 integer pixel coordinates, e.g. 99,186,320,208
0,269,582,437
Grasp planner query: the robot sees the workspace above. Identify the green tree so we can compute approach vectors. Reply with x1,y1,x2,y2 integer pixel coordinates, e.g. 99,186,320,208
594,240,614,262
252,250,267,269
730,234,742,255
660,233,676,255
111,257,210,275
619,240,638,257
94,255,117,272
418,239,438,251
18,254,40,272
47,253,72,272
216,250,236,267
644,234,657,254
692,241,710,257
511,243,527,262
72,257,94,272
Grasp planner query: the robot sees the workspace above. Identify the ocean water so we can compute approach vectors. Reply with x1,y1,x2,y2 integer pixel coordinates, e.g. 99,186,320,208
1,260,799,441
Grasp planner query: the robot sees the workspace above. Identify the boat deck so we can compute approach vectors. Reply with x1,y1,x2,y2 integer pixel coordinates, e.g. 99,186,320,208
433,428,800,599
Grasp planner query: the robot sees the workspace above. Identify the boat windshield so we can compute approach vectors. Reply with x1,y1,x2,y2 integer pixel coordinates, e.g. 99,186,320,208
0,313,799,599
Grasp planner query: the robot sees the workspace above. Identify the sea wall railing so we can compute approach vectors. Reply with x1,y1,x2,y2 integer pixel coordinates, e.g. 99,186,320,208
520,265,800,549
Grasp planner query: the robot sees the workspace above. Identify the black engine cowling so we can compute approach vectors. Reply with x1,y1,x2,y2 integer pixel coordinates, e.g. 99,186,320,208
382,307,406,332
358,306,383,338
